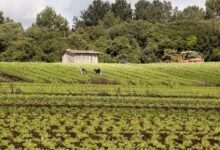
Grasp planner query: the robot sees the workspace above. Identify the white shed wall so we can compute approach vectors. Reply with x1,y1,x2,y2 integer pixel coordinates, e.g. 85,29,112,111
62,53,98,64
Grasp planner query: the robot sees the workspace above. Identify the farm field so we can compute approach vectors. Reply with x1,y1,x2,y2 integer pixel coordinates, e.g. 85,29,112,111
0,62,220,149
0,62,220,86
0,108,219,149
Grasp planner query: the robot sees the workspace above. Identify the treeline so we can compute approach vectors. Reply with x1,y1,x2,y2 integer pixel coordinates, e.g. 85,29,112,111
0,0,220,63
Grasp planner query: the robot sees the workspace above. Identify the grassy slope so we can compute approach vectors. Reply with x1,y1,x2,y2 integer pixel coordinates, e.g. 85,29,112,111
0,62,220,86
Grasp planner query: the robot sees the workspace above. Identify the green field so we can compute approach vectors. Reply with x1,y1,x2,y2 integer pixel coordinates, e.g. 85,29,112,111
0,62,219,149
1,62,220,86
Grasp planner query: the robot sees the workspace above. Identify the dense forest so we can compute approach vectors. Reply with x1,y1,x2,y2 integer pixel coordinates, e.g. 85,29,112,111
0,0,220,63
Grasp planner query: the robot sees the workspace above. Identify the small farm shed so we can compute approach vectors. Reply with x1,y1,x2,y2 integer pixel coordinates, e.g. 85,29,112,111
62,49,100,64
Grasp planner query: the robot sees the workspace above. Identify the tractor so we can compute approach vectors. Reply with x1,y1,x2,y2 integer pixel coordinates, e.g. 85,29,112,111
181,51,204,62
171,51,204,63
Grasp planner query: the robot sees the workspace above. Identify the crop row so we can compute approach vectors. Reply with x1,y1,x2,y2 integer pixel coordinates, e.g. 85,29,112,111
0,107,219,149
0,83,220,98
0,94,219,110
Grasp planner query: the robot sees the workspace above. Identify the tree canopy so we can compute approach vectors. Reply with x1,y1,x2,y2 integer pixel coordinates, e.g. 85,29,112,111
0,0,220,63
206,0,220,18
135,0,172,22
174,6,205,21
0,11,4,24
80,0,111,26
112,0,132,21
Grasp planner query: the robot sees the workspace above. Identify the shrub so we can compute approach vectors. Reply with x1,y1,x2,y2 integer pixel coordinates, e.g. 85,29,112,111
89,77,120,85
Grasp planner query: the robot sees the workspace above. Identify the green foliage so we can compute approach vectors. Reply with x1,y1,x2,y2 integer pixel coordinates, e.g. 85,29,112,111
134,0,151,20
22,7,71,62
36,7,69,34
0,11,4,24
174,6,205,21
106,37,130,62
80,0,111,26
0,0,220,62
101,11,121,29
111,0,132,21
85,25,106,41
26,27,69,62
206,0,220,18
0,107,219,149
186,35,198,48
162,49,177,61
0,22,24,42
1,39,38,62
209,48,220,61
106,36,141,63
67,34,89,50
0,21,27,60
135,0,172,22
40,38,68,62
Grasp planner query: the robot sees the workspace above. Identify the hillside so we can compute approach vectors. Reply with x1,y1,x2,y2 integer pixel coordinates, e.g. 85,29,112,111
0,62,220,149
0,62,220,86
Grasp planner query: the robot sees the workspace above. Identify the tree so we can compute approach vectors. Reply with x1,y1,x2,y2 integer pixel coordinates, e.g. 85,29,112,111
141,28,174,63
26,26,69,62
209,48,220,61
206,0,220,18
106,36,141,63
67,34,89,50
0,1,220,63
186,35,198,49
160,0,173,22
72,16,85,32
171,7,181,21
80,0,111,26
0,11,4,24
40,38,68,62
134,0,151,20
0,21,38,61
1,40,39,62
174,6,205,21
100,11,121,29
0,21,24,53
111,0,132,21
25,7,70,62
135,0,172,22
36,7,69,35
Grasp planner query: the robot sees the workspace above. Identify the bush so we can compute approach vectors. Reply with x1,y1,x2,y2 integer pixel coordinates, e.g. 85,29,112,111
89,77,120,85
209,48,220,61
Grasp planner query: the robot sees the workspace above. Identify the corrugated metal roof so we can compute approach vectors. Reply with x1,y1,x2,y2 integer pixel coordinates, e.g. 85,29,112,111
66,49,100,54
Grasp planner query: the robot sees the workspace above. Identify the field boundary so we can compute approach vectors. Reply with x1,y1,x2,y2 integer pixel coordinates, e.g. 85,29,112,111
0,104,219,112
0,73,25,82
1,92,220,99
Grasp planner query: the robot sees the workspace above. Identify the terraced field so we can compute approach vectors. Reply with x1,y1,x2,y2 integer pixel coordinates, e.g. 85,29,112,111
0,62,220,86
0,62,219,149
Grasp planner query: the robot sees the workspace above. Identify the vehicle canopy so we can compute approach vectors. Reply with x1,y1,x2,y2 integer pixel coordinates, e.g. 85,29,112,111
181,51,201,59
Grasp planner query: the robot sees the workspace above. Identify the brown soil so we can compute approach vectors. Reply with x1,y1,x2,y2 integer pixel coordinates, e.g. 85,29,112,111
141,132,152,141
208,139,220,145
121,132,133,140
2,92,219,99
30,131,41,139
0,104,219,112
0,73,25,82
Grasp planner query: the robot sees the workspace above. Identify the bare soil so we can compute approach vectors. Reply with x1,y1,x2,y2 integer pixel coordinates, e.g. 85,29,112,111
0,104,219,112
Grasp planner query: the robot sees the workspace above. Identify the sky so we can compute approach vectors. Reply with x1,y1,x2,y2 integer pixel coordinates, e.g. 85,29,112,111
0,0,206,28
